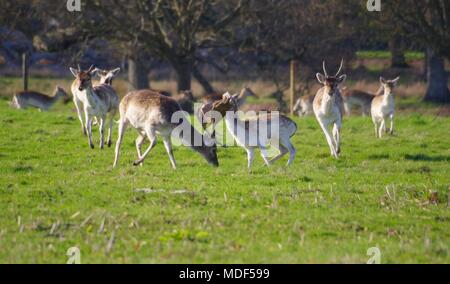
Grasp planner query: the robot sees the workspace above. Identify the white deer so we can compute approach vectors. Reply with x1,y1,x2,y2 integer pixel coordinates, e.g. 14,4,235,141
113,89,219,169
210,93,297,170
313,60,347,159
70,65,119,149
93,68,121,85
11,86,68,111
371,77,400,138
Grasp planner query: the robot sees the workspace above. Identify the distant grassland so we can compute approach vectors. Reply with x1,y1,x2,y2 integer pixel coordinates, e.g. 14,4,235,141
357,51,425,61
0,76,449,263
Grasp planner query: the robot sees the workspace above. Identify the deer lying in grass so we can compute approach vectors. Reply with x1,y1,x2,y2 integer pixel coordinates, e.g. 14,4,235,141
293,95,315,116
371,77,400,138
70,65,119,149
93,68,121,85
10,86,68,111
211,93,297,170
113,90,219,169
313,60,347,159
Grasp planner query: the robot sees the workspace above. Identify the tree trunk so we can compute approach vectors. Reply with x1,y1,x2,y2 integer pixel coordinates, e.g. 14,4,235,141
424,48,450,103
128,56,149,91
174,60,192,92
389,35,408,68
22,52,29,91
193,66,215,94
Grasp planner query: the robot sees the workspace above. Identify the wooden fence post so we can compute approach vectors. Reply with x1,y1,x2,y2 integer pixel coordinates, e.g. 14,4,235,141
290,60,297,116
22,52,29,91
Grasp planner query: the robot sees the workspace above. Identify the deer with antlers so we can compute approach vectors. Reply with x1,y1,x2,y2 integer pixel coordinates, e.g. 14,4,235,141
69,65,119,149
313,60,347,159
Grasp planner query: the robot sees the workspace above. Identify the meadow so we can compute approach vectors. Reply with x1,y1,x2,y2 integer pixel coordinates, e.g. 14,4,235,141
0,77,449,264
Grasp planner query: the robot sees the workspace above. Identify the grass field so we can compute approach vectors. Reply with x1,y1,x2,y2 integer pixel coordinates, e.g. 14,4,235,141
0,77,449,264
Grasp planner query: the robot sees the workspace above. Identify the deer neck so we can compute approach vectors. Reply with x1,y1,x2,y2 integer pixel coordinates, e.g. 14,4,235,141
83,85,98,108
320,90,336,113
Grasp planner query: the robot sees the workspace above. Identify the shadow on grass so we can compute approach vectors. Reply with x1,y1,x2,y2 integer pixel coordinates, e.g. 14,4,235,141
368,154,390,160
405,154,450,162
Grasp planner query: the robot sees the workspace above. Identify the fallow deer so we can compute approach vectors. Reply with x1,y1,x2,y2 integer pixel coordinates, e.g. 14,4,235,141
113,90,219,169
293,95,315,116
70,65,119,149
341,88,378,117
313,60,347,159
371,77,400,138
211,93,297,170
93,68,121,85
10,86,68,111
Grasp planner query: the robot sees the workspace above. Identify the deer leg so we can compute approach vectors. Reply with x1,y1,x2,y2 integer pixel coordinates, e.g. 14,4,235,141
113,119,128,167
246,147,256,171
319,122,338,158
163,137,177,170
333,123,341,155
107,111,116,148
74,98,86,136
379,119,386,138
281,137,296,166
85,112,94,149
389,114,394,135
99,116,106,149
270,145,289,165
133,129,157,166
259,146,271,167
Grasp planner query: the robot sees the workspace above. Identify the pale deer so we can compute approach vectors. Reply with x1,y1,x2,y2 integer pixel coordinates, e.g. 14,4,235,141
70,65,119,149
113,90,219,169
198,87,257,136
313,60,347,159
371,77,400,138
93,68,121,85
293,95,315,116
10,86,68,111
341,89,376,117
211,93,297,170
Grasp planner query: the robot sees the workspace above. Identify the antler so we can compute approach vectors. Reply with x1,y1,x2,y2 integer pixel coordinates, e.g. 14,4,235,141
87,65,95,73
322,61,329,77
335,59,344,77
77,64,81,72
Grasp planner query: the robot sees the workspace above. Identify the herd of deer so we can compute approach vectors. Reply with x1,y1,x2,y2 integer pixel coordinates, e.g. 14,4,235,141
10,60,400,170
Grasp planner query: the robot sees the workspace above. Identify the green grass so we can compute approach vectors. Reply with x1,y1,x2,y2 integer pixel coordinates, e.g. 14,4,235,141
0,83,449,264
357,51,425,61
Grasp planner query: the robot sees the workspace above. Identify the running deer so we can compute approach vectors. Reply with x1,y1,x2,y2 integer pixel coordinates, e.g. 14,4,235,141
10,86,68,111
113,90,219,169
93,68,121,85
211,93,297,170
371,77,400,138
293,95,315,116
69,65,119,149
313,60,347,159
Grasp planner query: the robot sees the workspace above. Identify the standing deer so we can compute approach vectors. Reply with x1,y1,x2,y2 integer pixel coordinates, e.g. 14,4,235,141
10,86,68,111
313,60,347,159
70,65,119,149
113,90,219,169
371,77,400,138
293,95,315,116
93,68,121,85
341,89,376,117
211,93,297,170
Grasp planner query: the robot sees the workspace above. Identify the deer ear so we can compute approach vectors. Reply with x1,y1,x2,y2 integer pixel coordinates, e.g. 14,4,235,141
111,68,121,76
338,75,347,84
392,77,400,86
380,77,387,84
69,67,78,77
316,73,326,84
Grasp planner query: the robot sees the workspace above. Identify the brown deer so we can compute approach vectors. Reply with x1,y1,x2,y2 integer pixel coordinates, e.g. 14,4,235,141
11,86,68,111
313,60,347,159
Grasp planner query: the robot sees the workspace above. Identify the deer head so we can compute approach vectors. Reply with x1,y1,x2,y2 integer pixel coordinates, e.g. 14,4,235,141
380,77,400,95
70,65,96,91
93,68,121,85
316,59,347,97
